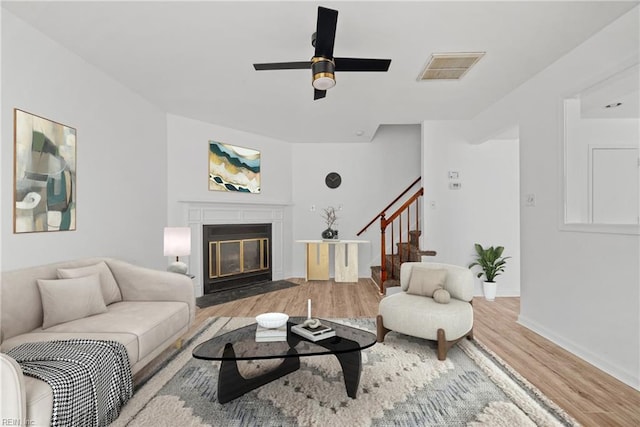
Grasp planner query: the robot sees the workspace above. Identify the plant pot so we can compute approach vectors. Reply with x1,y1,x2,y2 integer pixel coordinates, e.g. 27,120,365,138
483,281,497,301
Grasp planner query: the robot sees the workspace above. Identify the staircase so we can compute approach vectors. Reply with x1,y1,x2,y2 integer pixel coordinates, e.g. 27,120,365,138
370,230,436,292
357,177,436,294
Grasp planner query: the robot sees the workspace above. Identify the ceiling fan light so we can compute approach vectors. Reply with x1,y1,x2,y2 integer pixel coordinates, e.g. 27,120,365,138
313,73,336,90
311,57,336,90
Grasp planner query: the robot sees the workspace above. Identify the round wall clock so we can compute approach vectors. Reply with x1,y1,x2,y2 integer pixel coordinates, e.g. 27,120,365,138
325,172,342,189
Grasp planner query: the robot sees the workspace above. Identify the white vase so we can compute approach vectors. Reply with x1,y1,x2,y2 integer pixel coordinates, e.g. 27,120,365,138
483,281,497,301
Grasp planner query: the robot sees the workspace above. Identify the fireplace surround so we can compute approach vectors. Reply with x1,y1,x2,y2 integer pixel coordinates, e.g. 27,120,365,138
179,201,286,297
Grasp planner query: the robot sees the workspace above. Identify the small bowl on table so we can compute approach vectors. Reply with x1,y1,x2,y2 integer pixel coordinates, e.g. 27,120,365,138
255,312,289,329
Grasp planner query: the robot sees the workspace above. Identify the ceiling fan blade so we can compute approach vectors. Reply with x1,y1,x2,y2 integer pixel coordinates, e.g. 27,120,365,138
314,89,327,100
253,61,311,71
334,57,391,72
314,7,338,58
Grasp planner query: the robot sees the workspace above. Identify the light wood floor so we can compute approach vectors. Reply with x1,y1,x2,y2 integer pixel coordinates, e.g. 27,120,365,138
177,278,639,426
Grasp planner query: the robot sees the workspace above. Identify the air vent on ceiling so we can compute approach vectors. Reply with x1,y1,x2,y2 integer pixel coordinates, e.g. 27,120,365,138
419,52,485,81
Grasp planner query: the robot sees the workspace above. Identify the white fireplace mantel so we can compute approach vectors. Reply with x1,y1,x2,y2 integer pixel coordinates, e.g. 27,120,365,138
179,201,289,297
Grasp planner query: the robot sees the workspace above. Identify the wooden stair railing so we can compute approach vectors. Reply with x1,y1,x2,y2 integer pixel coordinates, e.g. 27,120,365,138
357,177,428,294
379,187,423,293
357,177,421,236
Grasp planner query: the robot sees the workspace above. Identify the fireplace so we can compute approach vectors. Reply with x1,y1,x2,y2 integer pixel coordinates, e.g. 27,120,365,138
202,223,272,294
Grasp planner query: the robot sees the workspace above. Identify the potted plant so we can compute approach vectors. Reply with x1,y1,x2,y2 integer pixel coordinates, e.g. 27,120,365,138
468,243,510,301
321,206,339,239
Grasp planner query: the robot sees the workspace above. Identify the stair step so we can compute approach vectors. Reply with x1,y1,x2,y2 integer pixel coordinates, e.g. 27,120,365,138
393,245,427,262
370,266,382,288
369,227,437,289
418,250,437,257
382,279,400,292
370,266,400,294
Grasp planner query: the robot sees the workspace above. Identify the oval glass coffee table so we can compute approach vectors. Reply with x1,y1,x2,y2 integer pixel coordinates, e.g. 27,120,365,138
193,317,376,403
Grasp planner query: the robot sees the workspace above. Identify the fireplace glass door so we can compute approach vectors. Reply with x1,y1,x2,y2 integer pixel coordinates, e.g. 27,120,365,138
210,238,269,278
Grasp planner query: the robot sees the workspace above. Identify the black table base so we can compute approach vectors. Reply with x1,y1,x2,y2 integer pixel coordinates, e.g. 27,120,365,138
334,350,362,398
218,343,301,404
216,341,363,403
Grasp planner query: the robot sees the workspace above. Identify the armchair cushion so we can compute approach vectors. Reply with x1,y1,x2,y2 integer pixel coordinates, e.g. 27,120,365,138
406,267,447,297
379,293,473,341
37,274,107,329
400,262,474,302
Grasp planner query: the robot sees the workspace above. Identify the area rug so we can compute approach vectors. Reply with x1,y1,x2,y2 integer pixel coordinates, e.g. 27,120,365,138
113,318,579,427
196,280,298,308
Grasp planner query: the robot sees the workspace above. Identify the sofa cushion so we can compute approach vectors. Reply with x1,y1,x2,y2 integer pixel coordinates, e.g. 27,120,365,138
406,267,447,297
1,332,139,371
102,302,189,361
2,258,115,343
21,301,190,362
37,274,107,329
57,261,122,305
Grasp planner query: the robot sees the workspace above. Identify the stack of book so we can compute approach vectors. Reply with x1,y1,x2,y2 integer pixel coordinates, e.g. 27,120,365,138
291,322,336,342
255,325,287,342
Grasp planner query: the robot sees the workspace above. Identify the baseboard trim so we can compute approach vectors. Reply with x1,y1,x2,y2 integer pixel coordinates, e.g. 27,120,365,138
517,314,639,391
473,292,521,297
473,284,520,298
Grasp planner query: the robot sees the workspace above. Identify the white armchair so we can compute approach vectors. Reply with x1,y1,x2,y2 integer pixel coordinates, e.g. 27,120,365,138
377,262,474,360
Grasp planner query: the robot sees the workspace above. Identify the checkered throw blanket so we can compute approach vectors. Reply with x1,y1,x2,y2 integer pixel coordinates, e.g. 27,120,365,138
7,339,133,427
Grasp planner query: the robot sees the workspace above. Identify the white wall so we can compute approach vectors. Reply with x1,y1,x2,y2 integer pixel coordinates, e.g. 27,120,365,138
422,121,521,296
564,98,639,223
466,7,639,389
290,125,422,278
165,114,294,276
166,114,294,214
1,11,168,271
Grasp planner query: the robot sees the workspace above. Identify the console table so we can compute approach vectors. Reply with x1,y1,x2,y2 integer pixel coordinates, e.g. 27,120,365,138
296,240,369,282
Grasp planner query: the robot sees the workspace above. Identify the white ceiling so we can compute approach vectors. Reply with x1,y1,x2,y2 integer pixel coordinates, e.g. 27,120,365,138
580,64,639,119
2,1,637,143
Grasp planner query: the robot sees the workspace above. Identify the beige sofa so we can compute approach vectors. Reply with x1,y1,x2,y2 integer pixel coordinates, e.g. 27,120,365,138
0,257,195,426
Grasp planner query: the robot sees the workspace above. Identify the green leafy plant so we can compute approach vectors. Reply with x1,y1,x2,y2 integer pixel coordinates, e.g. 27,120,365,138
468,243,510,282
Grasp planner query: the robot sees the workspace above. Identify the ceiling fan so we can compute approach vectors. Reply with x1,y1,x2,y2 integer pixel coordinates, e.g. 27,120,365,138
253,6,391,100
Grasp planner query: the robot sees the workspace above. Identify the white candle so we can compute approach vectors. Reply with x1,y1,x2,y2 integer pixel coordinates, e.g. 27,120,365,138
307,299,311,319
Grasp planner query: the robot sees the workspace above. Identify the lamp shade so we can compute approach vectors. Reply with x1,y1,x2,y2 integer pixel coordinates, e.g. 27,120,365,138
163,227,191,257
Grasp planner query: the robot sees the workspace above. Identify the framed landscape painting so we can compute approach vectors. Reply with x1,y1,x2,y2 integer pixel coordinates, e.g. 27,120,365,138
14,109,77,233
209,141,261,193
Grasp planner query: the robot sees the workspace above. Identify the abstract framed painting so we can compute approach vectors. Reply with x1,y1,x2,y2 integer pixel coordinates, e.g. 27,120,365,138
13,109,77,233
208,141,261,193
